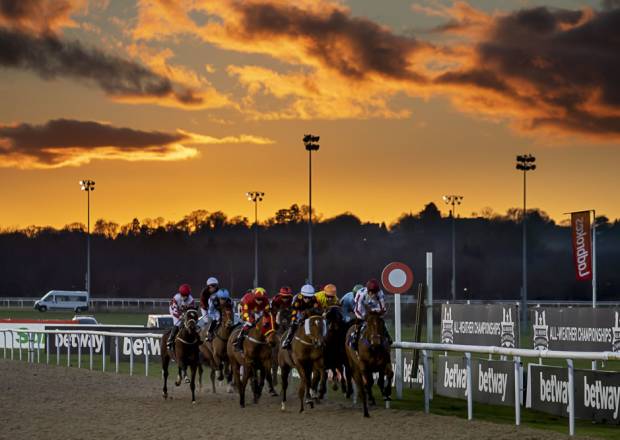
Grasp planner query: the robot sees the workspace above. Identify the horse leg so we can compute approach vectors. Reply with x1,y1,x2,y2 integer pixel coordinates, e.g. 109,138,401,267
190,364,197,404
162,353,170,399
367,372,376,406
226,362,234,393
383,363,394,402
297,363,308,413
210,363,217,394
197,363,203,392
304,363,315,409
175,365,183,387
280,364,291,411
252,366,262,404
354,369,370,417
265,361,278,396
239,363,249,408
319,368,328,399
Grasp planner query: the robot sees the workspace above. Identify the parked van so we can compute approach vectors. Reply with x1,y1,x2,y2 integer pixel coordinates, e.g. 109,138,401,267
34,291,89,312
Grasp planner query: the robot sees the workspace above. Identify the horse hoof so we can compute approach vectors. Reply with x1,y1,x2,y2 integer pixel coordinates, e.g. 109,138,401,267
281,403,286,411
162,393,168,399
385,401,391,409
364,413,370,418
269,390,278,397
192,401,197,405
185,378,190,384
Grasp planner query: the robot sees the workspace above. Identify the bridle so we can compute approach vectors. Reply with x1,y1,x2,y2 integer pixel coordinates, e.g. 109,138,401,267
178,310,200,345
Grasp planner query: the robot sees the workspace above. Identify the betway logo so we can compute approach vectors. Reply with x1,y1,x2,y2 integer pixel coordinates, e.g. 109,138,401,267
575,218,591,278
123,337,161,356
539,373,568,404
583,376,620,419
478,365,508,401
444,362,468,395
55,334,104,352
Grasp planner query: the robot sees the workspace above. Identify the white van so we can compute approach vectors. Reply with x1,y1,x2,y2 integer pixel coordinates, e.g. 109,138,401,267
34,291,89,312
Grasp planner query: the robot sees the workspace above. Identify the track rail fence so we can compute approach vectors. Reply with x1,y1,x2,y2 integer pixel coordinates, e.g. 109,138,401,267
1,328,619,436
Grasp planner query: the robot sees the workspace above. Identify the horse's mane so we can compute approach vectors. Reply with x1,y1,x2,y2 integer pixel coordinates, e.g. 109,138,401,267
325,306,343,322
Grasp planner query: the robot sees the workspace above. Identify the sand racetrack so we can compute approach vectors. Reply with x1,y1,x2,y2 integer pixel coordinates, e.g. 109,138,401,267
0,359,587,440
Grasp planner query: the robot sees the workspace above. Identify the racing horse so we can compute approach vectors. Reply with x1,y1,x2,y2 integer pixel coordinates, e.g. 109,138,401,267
198,298,235,393
271,303,292,387
161,308,201,404
226,313,278,407
278,313,325,413
320,305,352,399
345,310,394,417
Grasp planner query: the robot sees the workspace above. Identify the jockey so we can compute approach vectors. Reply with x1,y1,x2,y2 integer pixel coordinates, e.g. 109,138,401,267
350,279,392,350
315,283,340,310
233,287,271,351
270,285,294,325
200,277,220,318
340,284,363,323
281,284,320,349
205,286,231,341
167,283,195,350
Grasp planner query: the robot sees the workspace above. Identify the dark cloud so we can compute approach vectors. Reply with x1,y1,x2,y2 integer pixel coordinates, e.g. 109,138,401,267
0,119,185,151
0,0,79,34
435,7,620,137
601,0,620,11
0,27,204,106
235,3,425,81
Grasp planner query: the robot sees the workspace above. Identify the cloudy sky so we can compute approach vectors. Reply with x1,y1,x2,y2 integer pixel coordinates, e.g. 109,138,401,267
1,0,619,228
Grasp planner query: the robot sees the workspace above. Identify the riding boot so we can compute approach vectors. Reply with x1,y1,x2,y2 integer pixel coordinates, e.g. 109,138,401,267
167,326,179,350
234,327,247,352
207,319,218,341
282,322,298,349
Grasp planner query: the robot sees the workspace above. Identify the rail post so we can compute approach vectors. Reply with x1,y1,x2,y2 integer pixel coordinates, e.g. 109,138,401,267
78,334,82,368
115,336,119,374
423,349,430,413
567,359,575,436
465,352,473,421
129,337,134,376
67,336,71,367
102,336,106,372
28,332,33,363
89,334,94,371
514,355,521,426
36,333,41,363
56,333,60,365
144,336,149,377
2,330,6,359
46,333,50,364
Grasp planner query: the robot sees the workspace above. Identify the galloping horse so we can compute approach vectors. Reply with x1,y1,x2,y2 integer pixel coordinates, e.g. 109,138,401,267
278,313,325,412
271,304,292,387
345,311,394,417
226,314,278,407
161,308,201,404
320,306,352,399
198,298,235,393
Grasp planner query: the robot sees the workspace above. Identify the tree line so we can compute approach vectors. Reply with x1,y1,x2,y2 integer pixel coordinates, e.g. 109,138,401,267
1,203,618,301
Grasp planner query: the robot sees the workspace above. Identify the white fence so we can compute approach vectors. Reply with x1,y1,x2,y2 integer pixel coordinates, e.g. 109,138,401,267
1,327,619,436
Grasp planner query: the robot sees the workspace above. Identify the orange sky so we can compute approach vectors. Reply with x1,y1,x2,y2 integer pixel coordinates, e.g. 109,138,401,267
1,0,619,228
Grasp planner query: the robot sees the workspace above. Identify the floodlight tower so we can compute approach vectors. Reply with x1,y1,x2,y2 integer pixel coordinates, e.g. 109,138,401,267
303,134,320,284
79,179,95,295
443,195,463,302
516,154,536,327
246,191,265,288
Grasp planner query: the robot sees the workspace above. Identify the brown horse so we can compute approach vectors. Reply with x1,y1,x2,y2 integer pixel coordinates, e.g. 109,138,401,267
345,311,394,417
198,299,235,393
278,313,325,412
320,306,352,399
271,304,292,387
226,314,278,408
161,308,201,404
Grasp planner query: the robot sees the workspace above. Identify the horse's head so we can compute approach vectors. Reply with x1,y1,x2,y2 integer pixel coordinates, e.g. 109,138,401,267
183,308,200,333
220,298,234,328
324,306,344,333
303,315,326,349
364,311,385,347
260,313,277,346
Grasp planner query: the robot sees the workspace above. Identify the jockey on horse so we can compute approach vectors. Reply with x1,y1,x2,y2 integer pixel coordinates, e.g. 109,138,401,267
315,284,340,310
167,283,196,351
200,277,231,341
233,287,271,351
271,285,294,328
340,284,363,325
281,284,321,349
350,279,393,350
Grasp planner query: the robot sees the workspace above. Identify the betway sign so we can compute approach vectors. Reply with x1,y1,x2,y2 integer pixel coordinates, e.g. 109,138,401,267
110,329,165,362
436,355,515,406
527,364,620,424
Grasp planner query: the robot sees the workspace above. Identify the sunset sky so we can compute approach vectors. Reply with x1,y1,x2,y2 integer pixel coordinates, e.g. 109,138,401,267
1,0,619,229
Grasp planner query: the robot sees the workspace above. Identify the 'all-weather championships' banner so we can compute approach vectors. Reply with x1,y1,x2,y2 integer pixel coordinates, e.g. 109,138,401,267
571,210,593,281
527,364,620,424
441,304,519,348
531,308,620,352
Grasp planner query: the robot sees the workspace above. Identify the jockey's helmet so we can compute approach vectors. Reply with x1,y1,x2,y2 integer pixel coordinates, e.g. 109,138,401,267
301,284,315,297
179,283,192,297
366,279,380,294
352,284,364,294
254,287,267,298
324,284,337,297
207,277,219,287
279,286,293,296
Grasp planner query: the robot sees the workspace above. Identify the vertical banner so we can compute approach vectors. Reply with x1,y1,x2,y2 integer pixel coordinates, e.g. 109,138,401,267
571,210,593,281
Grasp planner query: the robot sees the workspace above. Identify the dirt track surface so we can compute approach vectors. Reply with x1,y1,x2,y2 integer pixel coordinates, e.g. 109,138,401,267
0,359,587,440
